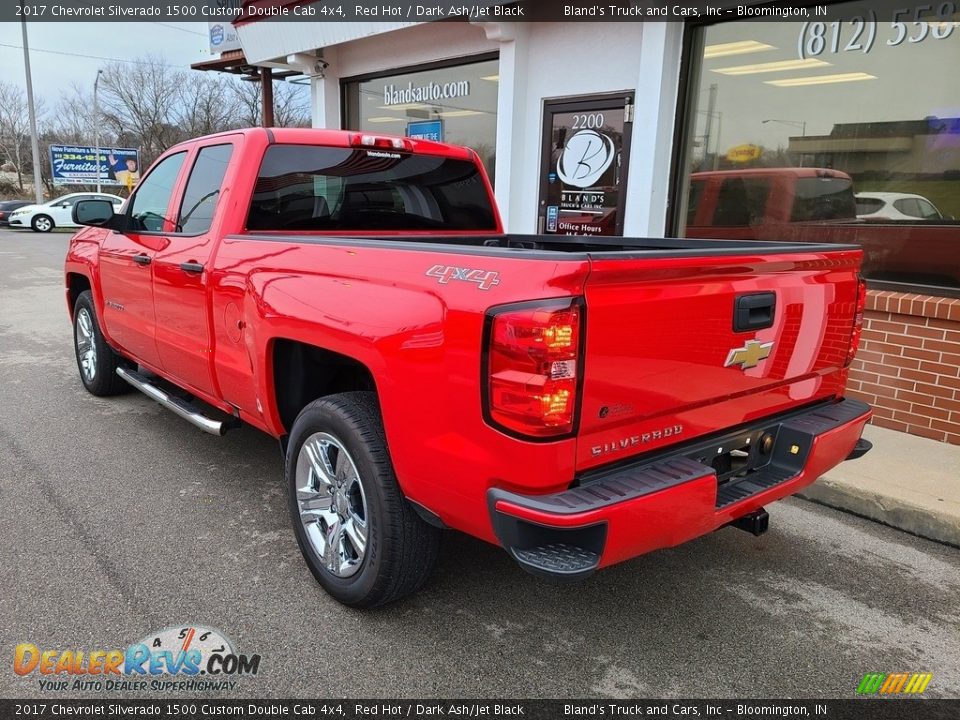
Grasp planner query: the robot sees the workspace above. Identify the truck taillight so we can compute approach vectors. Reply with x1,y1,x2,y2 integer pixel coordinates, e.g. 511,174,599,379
483,298,584,439
846,278,867,367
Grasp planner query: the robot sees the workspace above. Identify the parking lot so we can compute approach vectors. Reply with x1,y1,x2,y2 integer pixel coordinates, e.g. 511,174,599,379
1,226,958,699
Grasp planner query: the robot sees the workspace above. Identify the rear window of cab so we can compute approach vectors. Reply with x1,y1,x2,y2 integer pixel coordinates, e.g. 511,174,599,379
247,145,498,232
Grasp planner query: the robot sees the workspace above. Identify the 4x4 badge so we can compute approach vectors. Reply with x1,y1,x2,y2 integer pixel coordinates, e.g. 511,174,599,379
725,339,773,370
426,265,500,290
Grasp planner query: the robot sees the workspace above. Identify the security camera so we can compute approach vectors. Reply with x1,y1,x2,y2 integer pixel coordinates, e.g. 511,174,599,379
314,59,329,75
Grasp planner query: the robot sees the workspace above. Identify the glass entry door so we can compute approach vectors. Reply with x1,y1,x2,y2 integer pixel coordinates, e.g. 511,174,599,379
538,94,634,236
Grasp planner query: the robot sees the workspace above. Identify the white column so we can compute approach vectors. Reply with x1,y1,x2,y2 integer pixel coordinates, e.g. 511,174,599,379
302,48,340,129
475,22,529,233
621,22,685,237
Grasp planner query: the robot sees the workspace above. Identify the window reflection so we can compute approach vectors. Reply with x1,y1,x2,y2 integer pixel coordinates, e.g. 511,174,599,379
344,58,499,184
677,3,960,291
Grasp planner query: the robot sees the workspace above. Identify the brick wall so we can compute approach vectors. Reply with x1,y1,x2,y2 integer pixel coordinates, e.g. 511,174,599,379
847,291,960,445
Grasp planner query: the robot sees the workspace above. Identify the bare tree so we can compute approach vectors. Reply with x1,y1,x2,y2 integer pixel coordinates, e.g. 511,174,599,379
174,73,241,137
231,80,263,128
48,83,95,143
273,82,311,128
0,81,45,191
98,56,183,164
230,78,310,128
28,55,313,195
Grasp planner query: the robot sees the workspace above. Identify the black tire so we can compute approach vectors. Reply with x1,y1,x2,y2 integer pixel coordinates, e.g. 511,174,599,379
286,392,440,608
31,214,54,232
72,290,130,396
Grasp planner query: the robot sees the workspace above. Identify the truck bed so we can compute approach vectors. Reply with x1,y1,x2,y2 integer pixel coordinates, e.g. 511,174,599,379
237,232,860,258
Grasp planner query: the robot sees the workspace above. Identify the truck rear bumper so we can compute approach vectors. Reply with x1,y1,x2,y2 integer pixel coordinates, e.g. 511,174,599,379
488,398,871,580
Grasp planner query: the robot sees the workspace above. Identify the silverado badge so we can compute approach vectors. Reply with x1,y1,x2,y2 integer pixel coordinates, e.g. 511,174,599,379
724,339,773,370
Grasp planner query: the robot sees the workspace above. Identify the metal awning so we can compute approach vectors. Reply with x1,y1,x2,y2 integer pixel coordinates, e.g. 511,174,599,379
190,49,304,81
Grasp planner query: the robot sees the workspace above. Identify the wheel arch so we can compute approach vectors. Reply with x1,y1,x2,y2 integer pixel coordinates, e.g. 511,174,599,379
32,213,54,230
66,272,93,317
270,338,379,436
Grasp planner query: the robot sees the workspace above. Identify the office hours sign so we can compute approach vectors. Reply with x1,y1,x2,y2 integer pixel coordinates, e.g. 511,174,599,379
539,95,633,236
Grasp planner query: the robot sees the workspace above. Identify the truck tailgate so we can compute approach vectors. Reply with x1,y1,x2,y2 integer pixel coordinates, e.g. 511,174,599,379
576,248,862,472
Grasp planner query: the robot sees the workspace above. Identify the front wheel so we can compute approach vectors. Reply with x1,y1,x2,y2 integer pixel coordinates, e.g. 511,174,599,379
286,392,440,608
73,290,129,396
31,215,54,232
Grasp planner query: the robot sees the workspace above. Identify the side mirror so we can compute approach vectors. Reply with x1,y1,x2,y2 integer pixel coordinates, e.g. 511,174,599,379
73,199,126,231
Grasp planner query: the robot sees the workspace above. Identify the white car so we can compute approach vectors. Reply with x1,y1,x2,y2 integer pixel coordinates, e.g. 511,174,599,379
7,192,125,233
855,192,945,221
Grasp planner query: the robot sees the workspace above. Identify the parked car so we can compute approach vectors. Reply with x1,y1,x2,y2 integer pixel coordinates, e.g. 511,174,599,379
0,200,31,226
8,192,124,232
855,192,946,221
65,128,871,607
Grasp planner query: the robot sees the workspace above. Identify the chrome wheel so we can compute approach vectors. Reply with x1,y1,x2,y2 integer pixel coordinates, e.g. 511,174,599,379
75,308,97,382
295,432,369,578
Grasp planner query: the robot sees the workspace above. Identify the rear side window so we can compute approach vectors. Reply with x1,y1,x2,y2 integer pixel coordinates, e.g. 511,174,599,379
855,197,885,215
178,144,233,234
791,177,856,222
247,145,497,232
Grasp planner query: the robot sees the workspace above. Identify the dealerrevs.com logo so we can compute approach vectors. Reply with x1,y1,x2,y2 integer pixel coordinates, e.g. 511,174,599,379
13,625,260,692
856,672,933,695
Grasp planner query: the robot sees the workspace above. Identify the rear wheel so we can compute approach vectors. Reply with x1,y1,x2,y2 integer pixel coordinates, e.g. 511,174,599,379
73,290,129,396
31,215,54,232
286,392,440,607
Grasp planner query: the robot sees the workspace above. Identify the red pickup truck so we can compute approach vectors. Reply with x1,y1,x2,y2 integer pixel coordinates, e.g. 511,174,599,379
66,128,872,607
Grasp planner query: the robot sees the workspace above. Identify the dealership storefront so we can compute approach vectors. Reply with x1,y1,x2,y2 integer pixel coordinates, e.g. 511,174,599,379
234,3,960,444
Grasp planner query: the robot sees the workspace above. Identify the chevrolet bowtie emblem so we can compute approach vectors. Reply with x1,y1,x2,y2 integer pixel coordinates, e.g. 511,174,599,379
725,339,774,370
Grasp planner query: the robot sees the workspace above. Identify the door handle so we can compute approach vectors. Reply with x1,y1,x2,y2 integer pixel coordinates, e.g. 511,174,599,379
734,292,776,332
132,254,151,266
180,261,204,274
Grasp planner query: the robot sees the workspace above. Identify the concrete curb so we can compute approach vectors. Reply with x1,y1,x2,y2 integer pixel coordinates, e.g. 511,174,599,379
797,478,960,549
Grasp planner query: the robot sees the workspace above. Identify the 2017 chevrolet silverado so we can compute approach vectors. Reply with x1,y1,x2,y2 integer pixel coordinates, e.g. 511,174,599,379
66,128,872,607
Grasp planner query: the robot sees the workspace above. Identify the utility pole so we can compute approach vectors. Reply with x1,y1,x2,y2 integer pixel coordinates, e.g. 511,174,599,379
20,1,44,204
260,67,274,127
94,69,103,193
703,82,717,167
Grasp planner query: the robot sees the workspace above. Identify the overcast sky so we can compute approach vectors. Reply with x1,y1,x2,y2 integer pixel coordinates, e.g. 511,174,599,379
1,22,212,105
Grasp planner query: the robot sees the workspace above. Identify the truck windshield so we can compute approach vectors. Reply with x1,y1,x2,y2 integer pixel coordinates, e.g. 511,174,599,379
247,144,498,232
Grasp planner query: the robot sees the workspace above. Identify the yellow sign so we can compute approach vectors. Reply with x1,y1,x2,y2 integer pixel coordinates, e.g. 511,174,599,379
725,144,762,163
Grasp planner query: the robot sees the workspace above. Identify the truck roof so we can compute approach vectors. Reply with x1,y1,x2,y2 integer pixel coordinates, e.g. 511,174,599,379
165,126,474,160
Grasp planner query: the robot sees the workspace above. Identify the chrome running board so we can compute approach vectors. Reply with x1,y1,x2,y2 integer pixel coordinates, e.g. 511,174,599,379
116,366,237,436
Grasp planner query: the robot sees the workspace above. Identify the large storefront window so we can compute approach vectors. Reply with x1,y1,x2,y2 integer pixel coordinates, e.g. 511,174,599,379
343,57,498,182
675,2,960,293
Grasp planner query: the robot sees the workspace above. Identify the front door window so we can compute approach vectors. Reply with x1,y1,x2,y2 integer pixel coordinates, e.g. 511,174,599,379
127,152,187,233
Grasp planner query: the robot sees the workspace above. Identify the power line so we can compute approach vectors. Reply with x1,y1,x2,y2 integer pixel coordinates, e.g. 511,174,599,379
0,42,198,69
150,22,207,37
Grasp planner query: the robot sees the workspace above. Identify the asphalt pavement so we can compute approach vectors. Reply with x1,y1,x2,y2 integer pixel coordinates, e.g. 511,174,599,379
1,227,958,700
